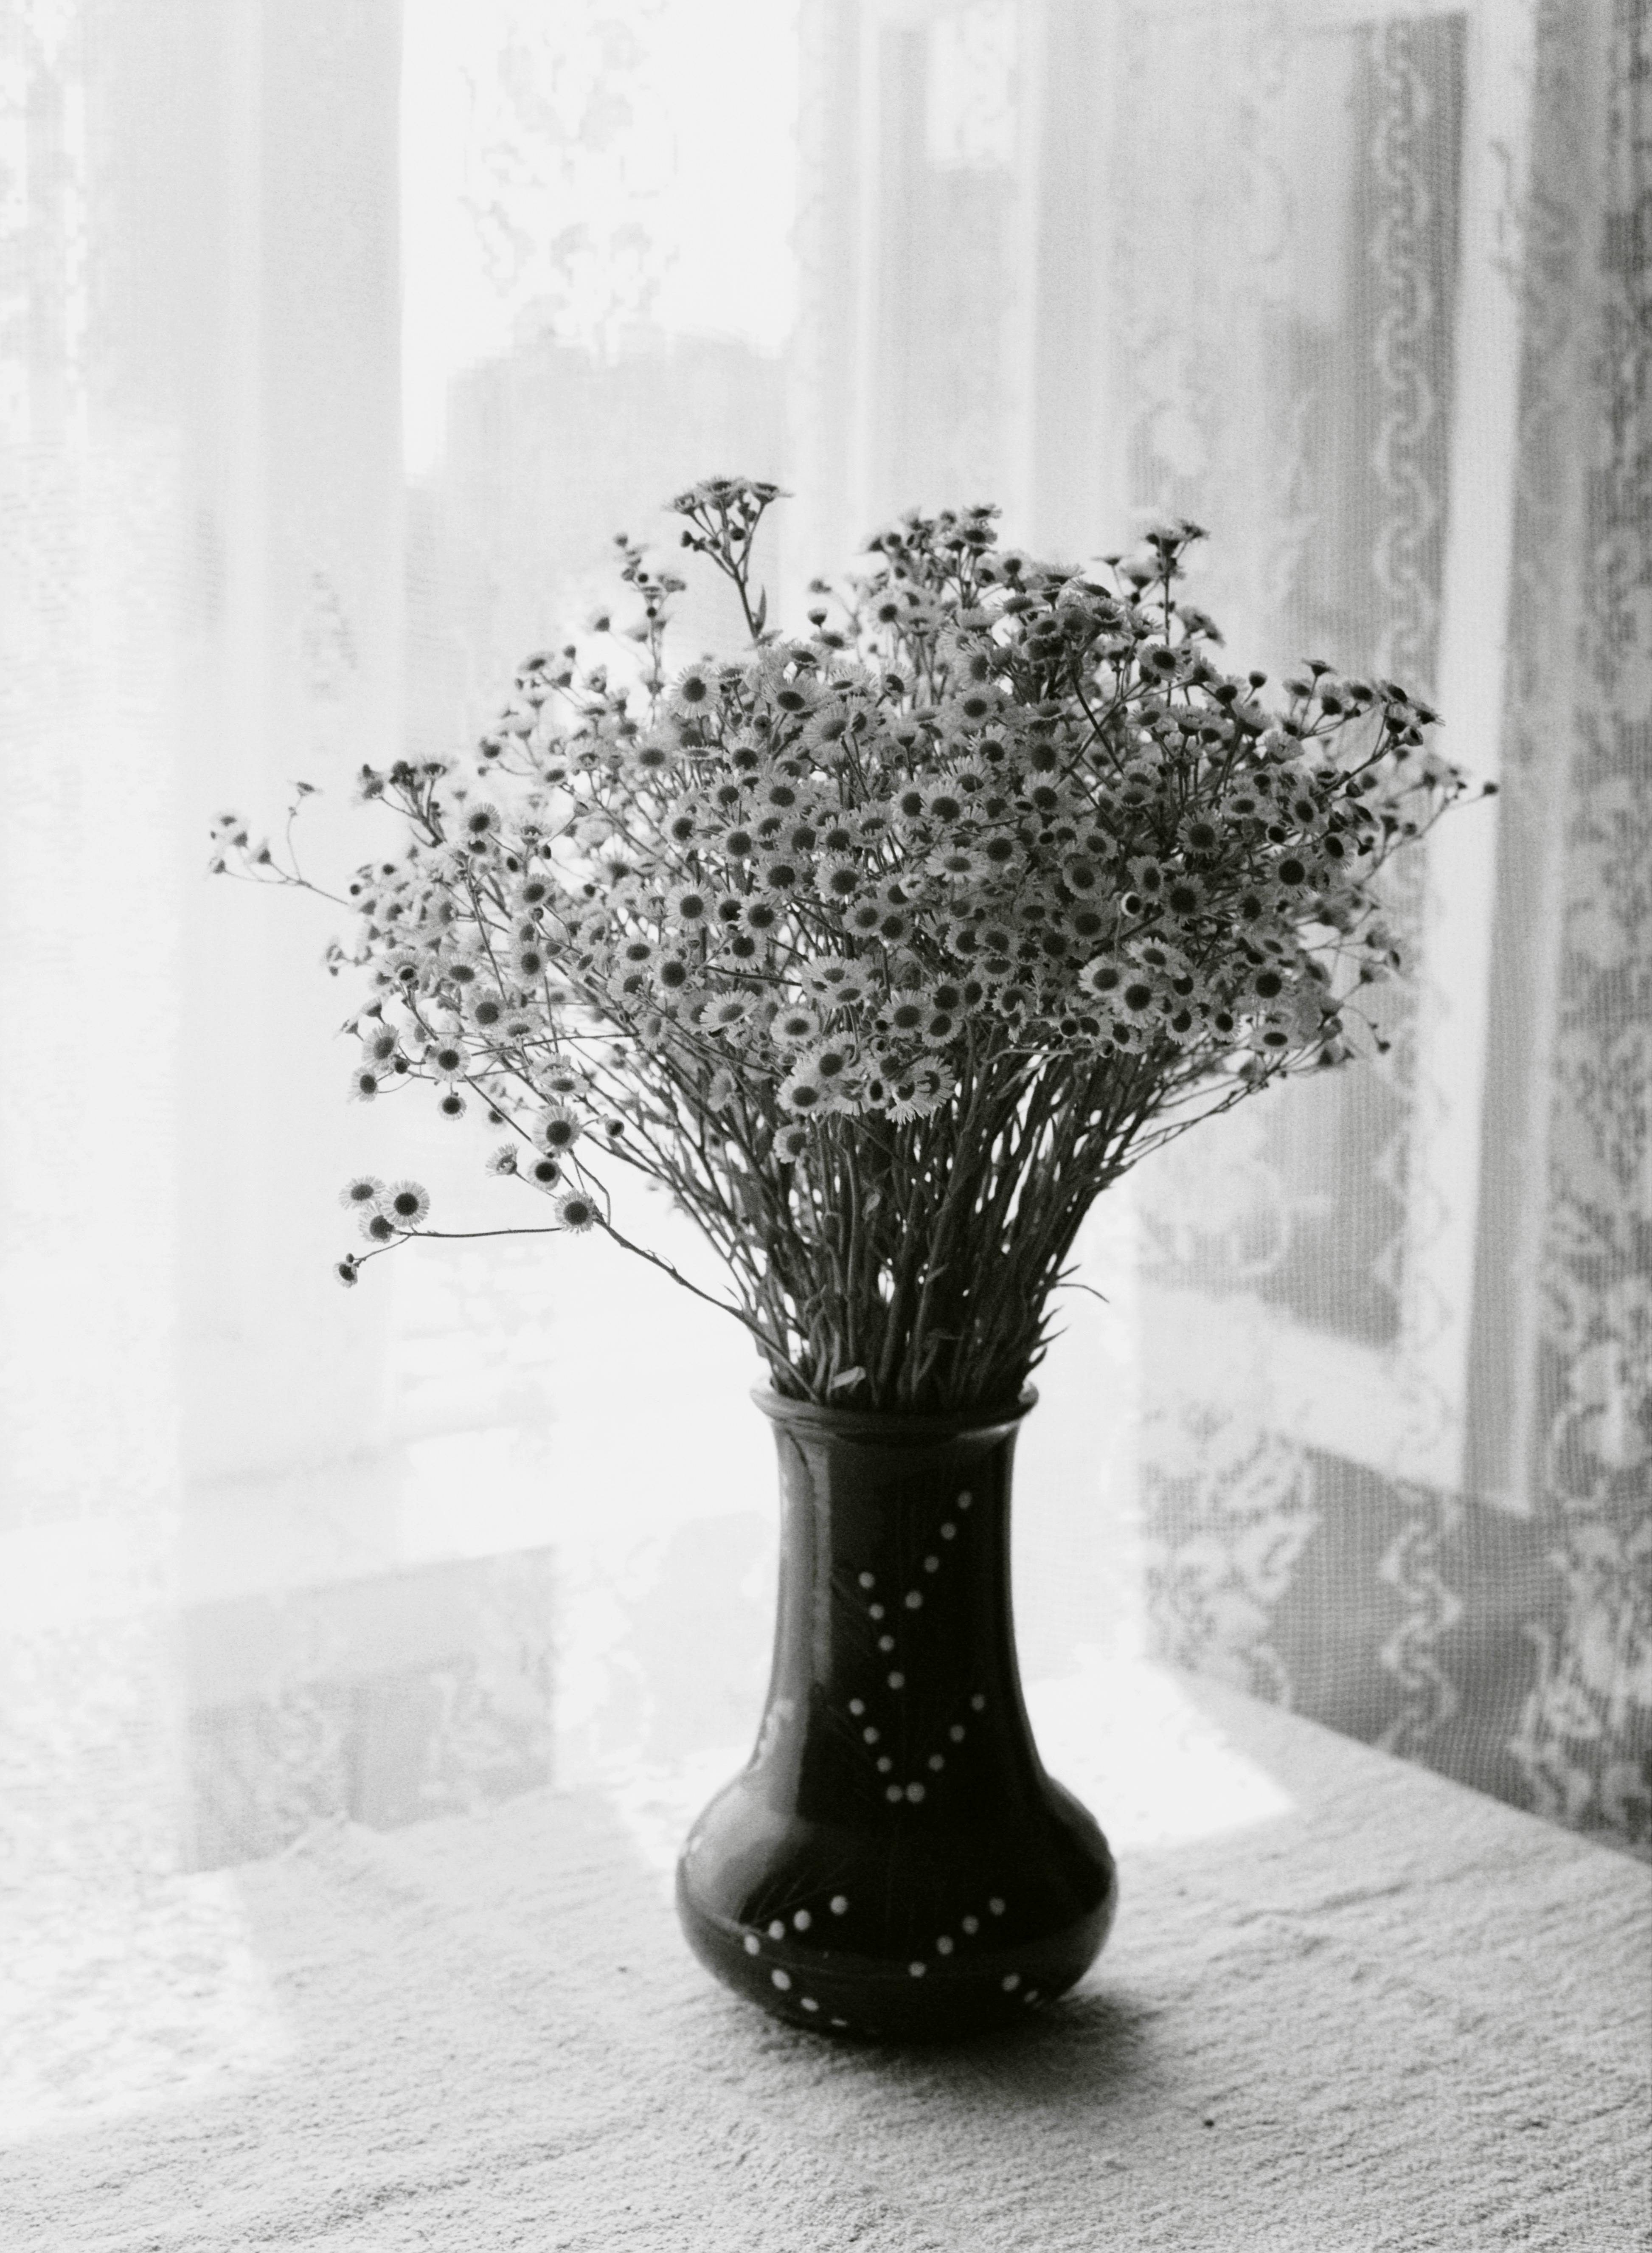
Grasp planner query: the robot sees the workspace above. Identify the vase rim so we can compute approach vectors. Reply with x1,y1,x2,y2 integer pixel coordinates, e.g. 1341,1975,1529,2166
751,1385,1036,1442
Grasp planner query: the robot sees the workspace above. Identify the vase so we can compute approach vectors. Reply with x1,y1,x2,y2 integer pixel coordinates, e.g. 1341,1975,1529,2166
675,1388,1118,2040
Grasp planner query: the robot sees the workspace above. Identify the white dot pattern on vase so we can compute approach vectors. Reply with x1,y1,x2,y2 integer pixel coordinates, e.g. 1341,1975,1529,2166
924,1555,939,1572
989,1897,1005,1915
950,1724,965,1741
1001,1972,1020,1991
908,1961,927,1977
885,1784,902,1802
858,1572,875,1588
1024,1989,1040,2004
863,1726,879,1743
793,1909,811,1930
957,1491,972,1508
878,1634,895,1652
877,1756,892,1772
937,1936,954,1955
887,1671,904,1689
928,1754,944,1770
905,1782,924,1802
971,1694,986,1710
801,1996,819,2012
768,1919,786,1938
743,1934,761,1955
962,1915,979,1934
830,1895,849,1915
941,1522,956,1539
869,1603,885,1619
848,1698,865,1715
772,1969,792,1991
905,1590,922,1609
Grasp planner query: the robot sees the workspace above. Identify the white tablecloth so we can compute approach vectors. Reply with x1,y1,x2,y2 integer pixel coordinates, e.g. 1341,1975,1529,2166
4,1672,1648,2252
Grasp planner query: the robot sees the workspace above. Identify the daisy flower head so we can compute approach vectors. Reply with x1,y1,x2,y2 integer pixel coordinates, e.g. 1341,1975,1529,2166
758,854,804,899
554,1187,600,1232
771,675,818,717
427,1031,468,1081
703,992,751,1033
382,1181,431,1230
802,1040,855,1087
817,855,863,903
671,661,715,712
667,882,715,931
1162,873,1206,919
778,1066,827,1115
1161,1001,1205,1047
339,1175,385,1212
484,1146,519,1176
538,1105,581,1153
803,704,851,759
358,1023,401,1067
885,1060,952,1122
360,1209,398,1243
525,1154,563,1191
335,1256,360,1288
1115,973,1160,1023
773,1121,812,1162
348,1066,382,1102
1129,935,1188,977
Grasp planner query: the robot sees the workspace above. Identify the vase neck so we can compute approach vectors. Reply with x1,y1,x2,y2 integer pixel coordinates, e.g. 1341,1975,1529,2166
753,1415,1041,1828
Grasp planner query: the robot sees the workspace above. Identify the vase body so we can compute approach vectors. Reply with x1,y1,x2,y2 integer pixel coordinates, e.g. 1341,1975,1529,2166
675,1389,1117,2039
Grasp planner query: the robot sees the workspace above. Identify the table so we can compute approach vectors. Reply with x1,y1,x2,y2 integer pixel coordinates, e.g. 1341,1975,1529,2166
3,1669,1647,2251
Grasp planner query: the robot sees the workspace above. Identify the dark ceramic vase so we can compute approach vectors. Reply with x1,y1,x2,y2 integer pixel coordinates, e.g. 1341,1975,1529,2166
675,1388,1117,2040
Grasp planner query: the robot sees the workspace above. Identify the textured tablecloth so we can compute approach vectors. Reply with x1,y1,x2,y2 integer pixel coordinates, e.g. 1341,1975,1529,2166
4,1673,1649,2252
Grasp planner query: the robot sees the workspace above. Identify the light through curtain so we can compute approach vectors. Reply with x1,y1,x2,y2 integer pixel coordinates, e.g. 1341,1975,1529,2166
791,0,1649,1855
0,0,1645,2024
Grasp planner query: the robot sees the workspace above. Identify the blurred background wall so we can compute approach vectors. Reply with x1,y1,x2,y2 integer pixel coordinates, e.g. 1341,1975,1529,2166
1,0,1645,1966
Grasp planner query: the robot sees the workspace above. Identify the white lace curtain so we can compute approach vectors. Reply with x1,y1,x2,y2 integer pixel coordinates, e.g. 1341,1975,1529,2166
2,0,1646,1872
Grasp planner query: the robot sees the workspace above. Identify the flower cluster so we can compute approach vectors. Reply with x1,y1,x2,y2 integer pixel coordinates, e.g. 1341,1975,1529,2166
214,478,1485,1407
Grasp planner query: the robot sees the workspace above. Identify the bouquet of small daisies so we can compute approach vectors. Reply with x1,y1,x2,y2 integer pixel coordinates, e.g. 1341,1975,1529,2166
214,477,1482,1412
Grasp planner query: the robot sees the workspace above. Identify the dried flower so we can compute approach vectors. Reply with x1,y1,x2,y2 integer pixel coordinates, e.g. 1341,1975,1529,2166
219,480,1482,1408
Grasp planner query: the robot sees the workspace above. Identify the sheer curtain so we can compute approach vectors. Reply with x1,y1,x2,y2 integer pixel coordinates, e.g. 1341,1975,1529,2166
0,0,1644,2057
789,0,1649,1855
